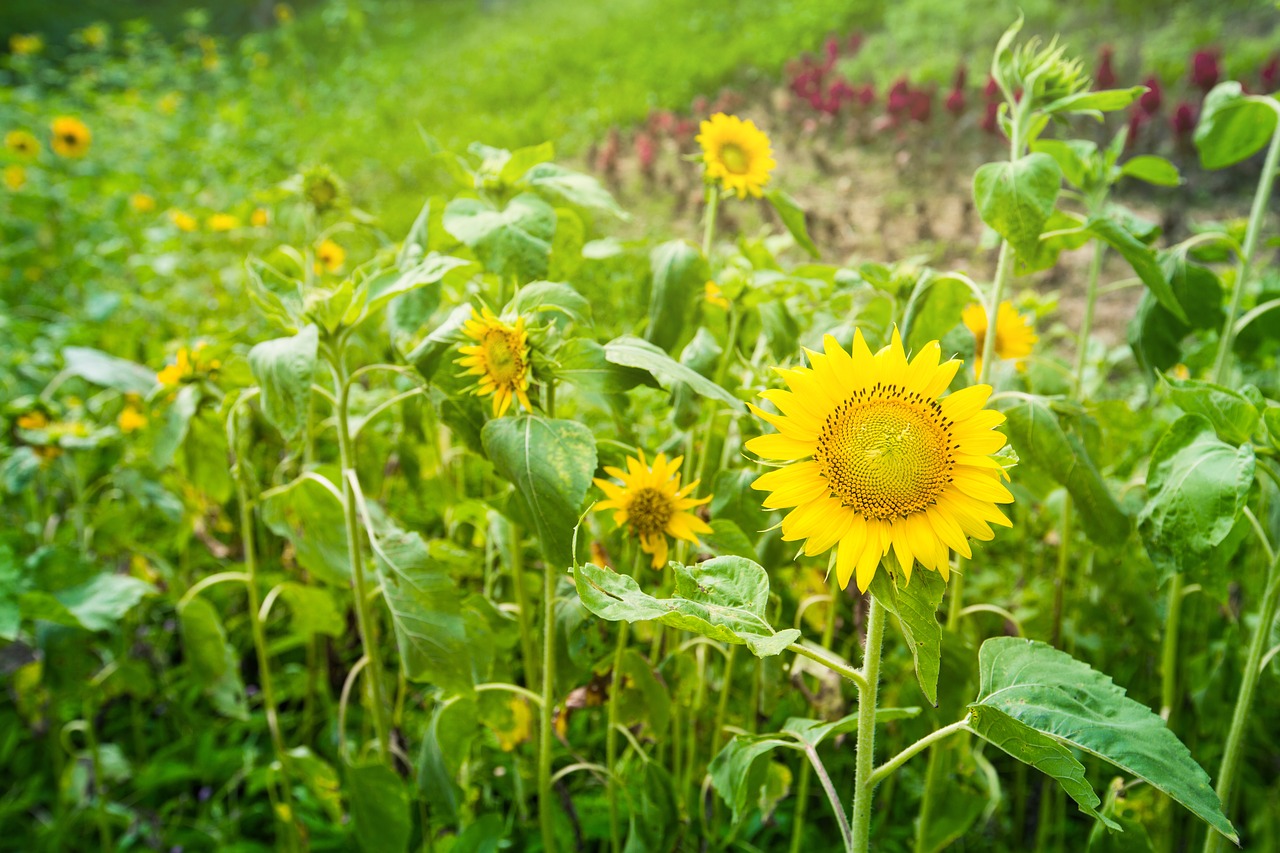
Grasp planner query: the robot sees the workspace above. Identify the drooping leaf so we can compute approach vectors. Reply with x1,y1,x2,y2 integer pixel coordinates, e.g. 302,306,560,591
1163,376,1259,445
416,697,478,821
1127,257,1224,376
603,335,740,408
521,162,626,218
346,761,411,853
868,564,945,706
1194,83,1280,170
178,595,247,720
406,303,474,381
260,475,350,585
54,573,155,632
1086,217,1184,323
61,347,156,394
646,240,708,352
248,325,318,441
554,338,654,395
973,153,1062,258
358,253,475,322
973,637,1237,843
510,280,592,326
443,193,556,282
708,733,795,824
764,189,819,258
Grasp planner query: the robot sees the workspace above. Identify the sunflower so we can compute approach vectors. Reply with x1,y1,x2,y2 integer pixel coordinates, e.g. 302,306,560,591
118,406,148,433
697,113,776,199
50,117,91,158
746,329,1014,592
251,207,269,227
207,213,239,232
962,301,1038,377
169,210,198,232
5,130,39,158
456,307,534,417
4,166,24,192
594,451,713,569
130,193,156,213
315,239,345,273
10,34,43,56
704,280,730,310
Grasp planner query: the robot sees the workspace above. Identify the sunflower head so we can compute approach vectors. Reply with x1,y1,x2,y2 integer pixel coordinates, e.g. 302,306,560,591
697,113,776,199
704,280,730,310
50,117,91,158
130,193,156,213
961,301,1038,377
118,406,148,433
315,239,345,273
4,165,25,192
5,130,39,158
456,307,534,417
301,165,346,214
746,329,1014,592
169,210,198,232
207,213,239,232
594,451,713,569
251,207,270,227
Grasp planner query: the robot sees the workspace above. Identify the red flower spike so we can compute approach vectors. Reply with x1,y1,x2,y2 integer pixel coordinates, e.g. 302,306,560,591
1139,77,1162,115
1096,46,1117,90
1191,50,1220,91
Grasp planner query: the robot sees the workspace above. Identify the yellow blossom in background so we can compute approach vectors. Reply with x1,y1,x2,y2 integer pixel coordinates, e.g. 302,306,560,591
747,330,1014,592
250,207,269,227
10,34,43,55
157,348,193,386
16,411,49,431
1170,363,1191,380
489,697,534,752
50,117,91,158
4,165,25,191
157,92,183,115
5,130,39,158
130,193,156,213
169,210,198,232
207,213,240,232
80,24,107,49
594,451,713,569
962,301,1038,377
118,406,148,433
275,3,295,24
697,112,776,199
315,239,345,273
704,280,730,309
457,307,534,417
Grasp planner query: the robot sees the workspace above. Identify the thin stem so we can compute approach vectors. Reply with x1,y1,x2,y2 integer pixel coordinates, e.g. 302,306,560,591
509,525,538,690
710,643,738,752
790,570,840,853
871,719,970,788
787,641,870,693
803,743,854,853
851,595,886,852
1050,498,1073,648
538,561,559,853
607,620,630,853
702,186,720,259
1159,574,1185,722
1073,242,1105,398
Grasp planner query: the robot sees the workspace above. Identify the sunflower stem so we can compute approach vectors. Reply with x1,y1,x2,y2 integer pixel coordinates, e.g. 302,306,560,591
606,619,630,853
538,559,559,853
791,571,841,853
509,523,538,691
851,594,886,853
702,185,720,259
1050,498,1073,648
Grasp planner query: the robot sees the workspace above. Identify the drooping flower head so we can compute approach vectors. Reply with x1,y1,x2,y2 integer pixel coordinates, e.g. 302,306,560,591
456,307,534,417
696,113,776,199
51,117,91,158
747,330,1013,592
5,130,39,158
962,301,1038,377
593,451,712,569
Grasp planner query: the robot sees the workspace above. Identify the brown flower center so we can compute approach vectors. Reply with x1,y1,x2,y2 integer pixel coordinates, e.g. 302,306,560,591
628,487,674,536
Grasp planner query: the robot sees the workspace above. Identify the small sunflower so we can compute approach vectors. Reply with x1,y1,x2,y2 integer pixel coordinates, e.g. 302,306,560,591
130,193,156,213
50,117,91,158
315,239,345,273
697,113,776,199
169,210,198,232
747,330,1014,592
250,207,269,227
10,34,43,56
593,451,713,569
704,280,730,310
4,165,24,191
456,307,534,417
118,406,148,433
961,301,1038,377
5,130,39,158
207,213,239,232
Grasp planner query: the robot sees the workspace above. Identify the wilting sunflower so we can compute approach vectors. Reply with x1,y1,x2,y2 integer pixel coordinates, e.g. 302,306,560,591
697,113,776,199
5,130,39,158
315,239,345,273
456,307,534,417
747,330,1014,592
593,451,712,569
50,117,91,158
962,301,1038,377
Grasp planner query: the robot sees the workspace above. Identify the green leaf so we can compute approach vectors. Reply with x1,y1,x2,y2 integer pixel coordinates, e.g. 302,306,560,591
482,415,596,569
615,648,671,735
510,280,592,326
277,583,344,638
973,637,1237,843
1087,217,1184,323
346,761,411,853
554,338,653,394
700,518,758,560
973,153,1062,258
1194,83,1280,170
0,548,19,640
152,383,199,468
646,240,708,352
1163,376,1259,445
764,189,819,258
359,253,475,322
1128,257,1224,376
708,732,796,824
285,747,343,823
1031,139,1097,190
54,573,154,632
61,347,156,394
1138,414,1255,587
500,141,556,185
521,162,626,218
905,274,971,353
1002,399,1130,545
178,595,248,720
416,697,478,821
260,475,350,585
967,704,1118,829
868,563,945,705
248,325,318,441
604,335,740,409
1043,86,1146,116
406,303,473,381
443,193,555,282
573,556,801,658
1119,155,1181,187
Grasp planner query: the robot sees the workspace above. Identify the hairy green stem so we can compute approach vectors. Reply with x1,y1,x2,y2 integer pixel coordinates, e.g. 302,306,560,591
702,185,720,259
607,620,630,853
509,525,538,691
1159,574,1185,722
871,718,970,787
538,561,559,853
789,574,839,853
851,596,886,852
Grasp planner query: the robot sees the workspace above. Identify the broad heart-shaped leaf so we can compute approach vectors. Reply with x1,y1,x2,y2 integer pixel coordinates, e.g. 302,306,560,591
61,346,156,394
1128,256,1225,377
443,193,555,282
178,595,248,721
519,161,626,218
260,474,350,585
369,522,474,695
764,189,820,258
248,324,318,441
646,240,708,352
1194,83,1279,170
967,704,1118,830
1086,216,1185,324
1001,399,1131,545
481,415,596,569
1139,414,1255,588
905,274,971,353
573,556,801,657
708,732,796,824
603,335,741,409
1119,155,1181,187
553,338,654,395
973,153,1062,259
509,280,592,326
345,761,411,853
52,573,154,632
356,252,475,323
973,637,1238,844
1163,376,1259,445
868,564,945,706
406,303,473,381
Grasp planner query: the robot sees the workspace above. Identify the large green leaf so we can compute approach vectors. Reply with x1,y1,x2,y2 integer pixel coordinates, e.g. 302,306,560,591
510,280,592,326
764,189,819,258
905,275,971,353
443,193,555,282
603,335,740,408
868,564,945,706
1001,399,1130,545
554,338,654,394
481,415,596,569
972,153,1062,258
178,595,248,720
346,761,411,853
1127,256,1224,376
1138,414,1255,587
573,556,800,657
62,346,156,394
520,162,626,218
1163,376,1259,445
260,475,350,585
357,253,475,322
53,573,155,632
1086,217,1184,324
416,697,479,821
646,240,708,352
286,747,343,823
973,637,1237,843
708,732,794,824
406,303,474,381
248,325,318,441
1194,83,1279,170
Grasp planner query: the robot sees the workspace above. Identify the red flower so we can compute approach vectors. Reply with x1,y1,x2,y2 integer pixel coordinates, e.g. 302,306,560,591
847,31,864,54
824,35,841,66
980,101,1000,134
1262,56,1280,92
1139,77,1162,115
984,75,1000,100
1171,102,1197,137
1125,110,1146,150
908,90,933,123
1096,46,1116,89
1191,50,1220,91
887,78,912,116
946,87,966,115
857,83,876,107
635,132,656,171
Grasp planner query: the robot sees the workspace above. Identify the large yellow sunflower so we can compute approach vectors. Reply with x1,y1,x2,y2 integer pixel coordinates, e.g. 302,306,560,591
746,330,1014,592
50,117,91,158
697,113,776,199
456,307,534,417
962,301,1038,377
594,451,713,569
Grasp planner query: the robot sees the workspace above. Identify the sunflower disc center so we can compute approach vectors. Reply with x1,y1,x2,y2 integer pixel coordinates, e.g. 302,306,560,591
628,487,674,536
719,143,750,174
815,384,955,520
481,330,522,384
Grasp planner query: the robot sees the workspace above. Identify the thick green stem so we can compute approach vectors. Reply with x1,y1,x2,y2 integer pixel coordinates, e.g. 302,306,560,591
702,186,720,259
1050,498,1073,648
509,525,538,691
1211,117,1280,384
851,596,886,852
1073,242,1106,398
1204,550,1280,853
1159,574,1186,722
607,620,630,853
790,574,840,853
538,561,559,853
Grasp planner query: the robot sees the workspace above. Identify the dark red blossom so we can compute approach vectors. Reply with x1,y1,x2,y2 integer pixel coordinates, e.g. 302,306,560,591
1096,46,1116,89
981,101,1000,134
1125,110,1146,150
984,75,1000,100
887,78,912,117
946,87,966,115
1171,102,1197,137
1261,56,1280,92
1139,77,1162,115
857,83,876,107
635,132,656,174
908,89,933,123
1191,50,1220,91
